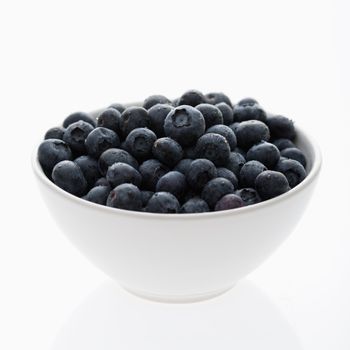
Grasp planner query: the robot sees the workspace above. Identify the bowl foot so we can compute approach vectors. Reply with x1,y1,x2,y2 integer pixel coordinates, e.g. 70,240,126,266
121,284,235,303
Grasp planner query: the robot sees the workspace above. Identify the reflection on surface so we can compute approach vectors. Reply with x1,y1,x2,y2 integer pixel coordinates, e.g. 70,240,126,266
52,280,302,350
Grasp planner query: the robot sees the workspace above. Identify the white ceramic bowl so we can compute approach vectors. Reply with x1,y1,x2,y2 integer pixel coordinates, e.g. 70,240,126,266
32,112,321,303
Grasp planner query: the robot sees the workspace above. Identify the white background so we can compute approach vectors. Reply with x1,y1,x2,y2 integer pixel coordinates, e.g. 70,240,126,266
1,0,349,349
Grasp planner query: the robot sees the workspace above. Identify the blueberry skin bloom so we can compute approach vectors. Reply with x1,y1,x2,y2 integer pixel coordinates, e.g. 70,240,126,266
139,159,169,191
152,137,183,167
201,177,235,209
148,104,174,137
94,177,111,188
273,138,295,151
206,124,237,150
174,158,193,176
108,103,126,114
235,188,261,206
44,127,65,140
195,104,223,129
84,185,110,205
107,183,142,211
141,190,154,207
98,148,139,175
280,147,307,168
63,120,94,155
246,141,280,169
195,133,231,166
239,160,267,188
255,170,290,200
215,102,234,125
186,158,217,191
266,115,296,140
124,127,157,161
38,139,72,176
235,120,270,150
180,197,210,213
63,111,96,128
143,95,171,110
74,155,101,188
217,167,238,188
85,127,120,158
214,194,244,211
275,158,306,188
233,100,267,123
106,162,142,188
52,160,87,197
97,108,122,134
164,106,206,147
178,89,206,107
225,152,246,176
156,171,187,199
205,92,233,108
145,192,180,213
120,107,150,138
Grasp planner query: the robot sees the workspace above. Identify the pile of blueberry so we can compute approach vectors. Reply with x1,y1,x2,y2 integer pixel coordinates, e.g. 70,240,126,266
38,90,307,213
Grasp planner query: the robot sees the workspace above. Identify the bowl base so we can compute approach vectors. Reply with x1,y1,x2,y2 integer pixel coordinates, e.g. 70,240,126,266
121,284,235,303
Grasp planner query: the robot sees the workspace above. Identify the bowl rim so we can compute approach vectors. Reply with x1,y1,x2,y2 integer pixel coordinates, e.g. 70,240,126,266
32,125,322,220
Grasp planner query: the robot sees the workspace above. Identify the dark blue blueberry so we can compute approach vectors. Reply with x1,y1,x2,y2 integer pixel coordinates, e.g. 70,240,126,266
237,97,258,107
139,159,169,191
217,167,238,188
195,104,223,128
215,102,234,125
120,107,150,138
143,95,171,110
164,105,205,147
63,121,94,155
107,183,142,211
178,89,206,107
63,112,96,128
156,171,187,199
195,133,230,166
280,147,307,168
52,160,87,196
266,115,296,140
74,155,101,187
84,186,110,205
187,158,217,191
94,177,111,188
224,152,246,176
206,124,237,150
255,170,290,200
273,138,296,151
215,194,244,211
234,147,247,158
145,192,180,213
205,92,233,107
44,127,65,140
108,103,126,114
106,162,142,188
180,197,210,213
85,127,120,158
201,177,235,209
239,160,267,188
275,158,306,188
235,188,261,206
98,148,139,175
174,158,193,176
125,127,157,161
233,99,267,122
148,104,174,137
229,122,240,133
235,120,270,149
246,141,280,169
97,108,121,133
141,190,154,207
183,146,197,159
152,137,183,167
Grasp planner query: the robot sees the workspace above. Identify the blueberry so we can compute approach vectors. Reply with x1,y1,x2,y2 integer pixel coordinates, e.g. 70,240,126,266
97,108,121,133
52,160,87,196
143,95,171,110
85,127,120,158
183,146,197,159
280,147,307,168
206,124,237,150
108,103,126,114
266,115,296,140
125,127,157,161
235,120,270,149
233,100,267,122
94,177,111,188
145,192,180,213
181,189,197,204
174,158,193,175
235,188,261,205
215,102,234,125
275,158,306,188
246,141,280,169
107,183,142,211
148,104,174,137
255,170,290,200
215,194,244,211
180,197,210,213
217,167,238,188
63,121,94,155
234,147,247,158
98,148,138,175
229,122,240,133
224,152,246,176
152,137,183,167
44,127,65,140
164,105,205,147
106,162,142,188
178,89,206,107
74,155,101,187
141,190,154,207
195,104,223,128
156,171,187,199
239,160,267,188
139,159,169,191
120,107,150,138
63,112,96,128
273,138,295,151
84,186,110,205
38,139,72,176
205,92,233,107
195,133,230,166
237,97,258,107
201,177,235,208
186,159,217,191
